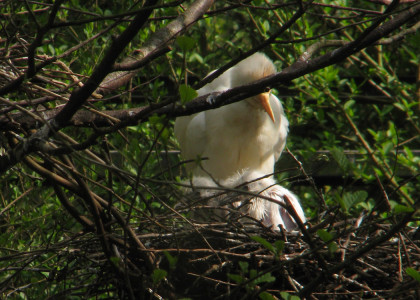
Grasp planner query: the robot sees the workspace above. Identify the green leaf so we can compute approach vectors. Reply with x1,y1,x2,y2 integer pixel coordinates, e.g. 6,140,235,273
317,230,338,255
406,267,420,282
259,291,276,300
317,229,333,242
176,36,196,51
341,191,368,213
252,272,276,285
110,256,121,266
274,240,285,254
382,141,394,155
149,114,165,125
238,261,249,273
343,99,355,110
152,269,167,285
163,251,178,270
280,291,301,300
228,273,244,284
330,148,351,172
251,235,275,253
393,204,414,214
179,84,198,104
327,241,339,254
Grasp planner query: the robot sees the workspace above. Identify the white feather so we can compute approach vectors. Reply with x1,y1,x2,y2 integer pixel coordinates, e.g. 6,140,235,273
230,170,306,231
174,53,288,180
184,170,306,231
175,53,305,231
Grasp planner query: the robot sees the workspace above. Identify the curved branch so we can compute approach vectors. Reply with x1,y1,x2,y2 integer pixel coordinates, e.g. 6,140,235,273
53,0,158,128
1,2,419,174
96,0,215,94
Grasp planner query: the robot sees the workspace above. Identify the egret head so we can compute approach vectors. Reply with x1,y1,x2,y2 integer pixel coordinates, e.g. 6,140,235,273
230,53,276,122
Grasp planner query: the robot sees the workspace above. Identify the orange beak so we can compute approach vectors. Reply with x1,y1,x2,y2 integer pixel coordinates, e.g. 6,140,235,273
257,92,275,123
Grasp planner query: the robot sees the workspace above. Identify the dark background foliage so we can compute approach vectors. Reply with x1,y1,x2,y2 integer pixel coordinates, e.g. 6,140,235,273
0,0,419,299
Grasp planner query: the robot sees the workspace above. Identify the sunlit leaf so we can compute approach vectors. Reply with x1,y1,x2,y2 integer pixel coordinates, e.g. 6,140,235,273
406,268,420,282
317,229,333,242
393,204,414,214
179,84,198,104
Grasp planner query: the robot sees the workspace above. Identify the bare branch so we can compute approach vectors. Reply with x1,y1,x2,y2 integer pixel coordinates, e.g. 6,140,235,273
1,2,419,175
97,0,215,94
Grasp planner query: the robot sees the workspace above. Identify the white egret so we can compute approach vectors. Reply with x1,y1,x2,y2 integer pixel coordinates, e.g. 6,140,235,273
174,53,288,180
175,53,305,230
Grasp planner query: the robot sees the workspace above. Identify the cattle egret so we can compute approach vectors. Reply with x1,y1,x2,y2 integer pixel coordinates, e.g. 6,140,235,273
175,53,305,231
189,170,306,231
174,53,288,180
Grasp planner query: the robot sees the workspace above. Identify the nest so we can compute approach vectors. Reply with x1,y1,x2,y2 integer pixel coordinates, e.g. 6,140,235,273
6,204,414,300
129,213,420,299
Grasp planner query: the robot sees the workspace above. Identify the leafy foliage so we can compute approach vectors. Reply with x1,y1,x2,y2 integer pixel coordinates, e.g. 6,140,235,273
0,0,419,299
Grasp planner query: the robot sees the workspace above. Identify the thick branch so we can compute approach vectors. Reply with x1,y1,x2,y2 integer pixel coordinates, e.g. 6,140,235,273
53,0,158,128
1,2,419,174
96,0,215,94
0,0,158,174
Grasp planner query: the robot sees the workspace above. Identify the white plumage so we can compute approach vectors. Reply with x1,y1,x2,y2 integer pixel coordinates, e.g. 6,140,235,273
175,53,288,180
189,170,306,231
175,53,305,231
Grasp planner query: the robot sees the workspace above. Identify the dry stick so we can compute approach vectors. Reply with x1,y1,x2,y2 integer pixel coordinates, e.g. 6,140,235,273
304,34,416,206
379,19,420,45
342,29,420,136
23,156,79,191
146,185,224,264
0,2,116,96
52,159,168,250
299,211,414,298
397,237,404,282
22,153,156,269
97,0,215,94
53,0,158,128
3,2,419,173
51,0,185,28
63,156,111,253
325,89,414,205
26,0,65,78
0,0,213,174
53,184,95,230
64,158,139,295
0,187,33,216
286,148,327,209
0,96,55,115
0,0,159,171
44,148,170,232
